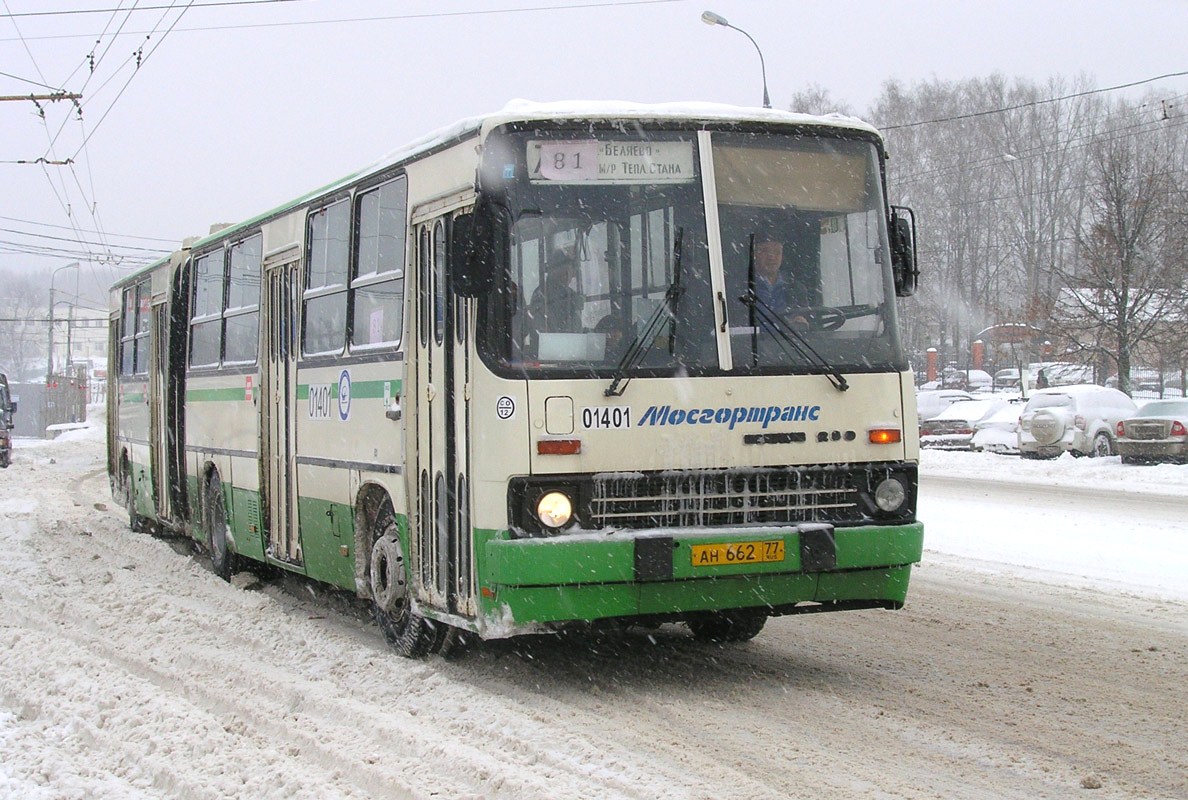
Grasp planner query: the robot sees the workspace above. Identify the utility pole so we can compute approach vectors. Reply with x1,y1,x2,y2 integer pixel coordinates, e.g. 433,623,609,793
0,92,82,104
47,263,79,380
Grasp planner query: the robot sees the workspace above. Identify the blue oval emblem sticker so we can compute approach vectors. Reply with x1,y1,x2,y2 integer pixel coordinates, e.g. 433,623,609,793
338,369,352,421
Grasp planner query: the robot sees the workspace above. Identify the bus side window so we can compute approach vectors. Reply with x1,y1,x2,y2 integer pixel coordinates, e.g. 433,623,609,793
120,286,136,375
351,177,407,350
303,199,350,356
190,251,225,368
225,234,261,364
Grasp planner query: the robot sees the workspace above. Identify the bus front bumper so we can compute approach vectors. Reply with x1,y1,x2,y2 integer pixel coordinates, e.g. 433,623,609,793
480,522,924,630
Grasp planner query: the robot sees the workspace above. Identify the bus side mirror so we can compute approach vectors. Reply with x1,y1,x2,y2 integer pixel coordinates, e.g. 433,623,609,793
450,200,505,297
890,206,919,297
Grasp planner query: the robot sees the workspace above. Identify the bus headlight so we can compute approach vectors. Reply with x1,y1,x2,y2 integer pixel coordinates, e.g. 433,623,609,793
874,477,907,512
536,491,573,529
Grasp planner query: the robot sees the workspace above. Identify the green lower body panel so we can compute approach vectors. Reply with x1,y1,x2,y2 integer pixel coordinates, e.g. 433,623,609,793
481,522,923,629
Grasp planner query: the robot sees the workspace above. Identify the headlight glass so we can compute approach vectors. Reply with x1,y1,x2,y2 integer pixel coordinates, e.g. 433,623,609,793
874,477,906,512
536,491,573,529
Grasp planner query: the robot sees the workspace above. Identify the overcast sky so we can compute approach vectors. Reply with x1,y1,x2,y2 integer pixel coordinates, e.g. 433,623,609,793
4,0,1188,295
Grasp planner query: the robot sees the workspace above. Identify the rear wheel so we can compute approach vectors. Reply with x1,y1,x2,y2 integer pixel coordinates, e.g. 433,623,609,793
206,473,237,581
370,500,441,658
1091,432,1114,458
122,456,148,533
687,609,768,643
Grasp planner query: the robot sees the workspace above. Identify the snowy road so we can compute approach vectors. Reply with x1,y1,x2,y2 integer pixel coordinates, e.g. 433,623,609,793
1,430,1186,799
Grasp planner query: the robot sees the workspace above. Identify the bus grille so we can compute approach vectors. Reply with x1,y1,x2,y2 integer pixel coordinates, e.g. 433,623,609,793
589,469,862,529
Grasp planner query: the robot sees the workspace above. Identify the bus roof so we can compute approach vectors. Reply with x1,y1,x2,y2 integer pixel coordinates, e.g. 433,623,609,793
120,100,883,286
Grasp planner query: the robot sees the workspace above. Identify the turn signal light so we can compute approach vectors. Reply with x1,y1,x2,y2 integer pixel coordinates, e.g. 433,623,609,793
537,438,582,455
868,428,902,444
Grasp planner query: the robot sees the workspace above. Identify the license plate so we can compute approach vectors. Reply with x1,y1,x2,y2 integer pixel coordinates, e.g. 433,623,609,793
691,540,785,567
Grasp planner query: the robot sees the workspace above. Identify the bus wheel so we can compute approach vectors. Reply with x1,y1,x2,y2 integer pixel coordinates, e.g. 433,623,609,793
370,503,440,658
206,474,237,581
122,457,148,533
687,609,768,643
116,454,132,508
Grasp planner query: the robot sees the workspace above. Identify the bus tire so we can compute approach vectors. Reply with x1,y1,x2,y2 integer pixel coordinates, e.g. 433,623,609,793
116,453,132,508
370,501,440,658
687,609,768,643
206,473,237,581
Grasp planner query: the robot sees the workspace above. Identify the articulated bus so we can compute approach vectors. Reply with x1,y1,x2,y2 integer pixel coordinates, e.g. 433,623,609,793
108,101,923,656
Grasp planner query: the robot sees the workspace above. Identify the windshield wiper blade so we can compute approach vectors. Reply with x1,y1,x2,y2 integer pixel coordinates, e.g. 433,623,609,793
738,291,850,392
605,228,684,397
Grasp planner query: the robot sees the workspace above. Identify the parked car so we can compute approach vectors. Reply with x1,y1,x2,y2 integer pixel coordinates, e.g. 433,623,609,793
940,368,992,391
1017,384,1138,459
916,389,974,427
971,401,1024,454
1115,399,1188,464
920,397,1010,449
993,368,1020,390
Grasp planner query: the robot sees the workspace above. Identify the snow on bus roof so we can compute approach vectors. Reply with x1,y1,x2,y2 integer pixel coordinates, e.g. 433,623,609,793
327,99,881,200
364,98,880,172
167,100,881,272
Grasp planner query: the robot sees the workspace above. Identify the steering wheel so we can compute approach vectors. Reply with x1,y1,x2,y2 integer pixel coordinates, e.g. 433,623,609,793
792,306,847,331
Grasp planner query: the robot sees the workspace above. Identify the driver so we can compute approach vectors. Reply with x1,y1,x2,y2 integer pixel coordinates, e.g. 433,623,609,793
753,232,808,329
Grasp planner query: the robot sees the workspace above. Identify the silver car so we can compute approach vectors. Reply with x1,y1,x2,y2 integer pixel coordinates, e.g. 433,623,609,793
1017,384,1137,459
1115,399,1188,464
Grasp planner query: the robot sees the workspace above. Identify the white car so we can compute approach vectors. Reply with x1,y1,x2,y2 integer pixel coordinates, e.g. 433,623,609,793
920,397,1009,450
1017,384,1138,458
971,402,1024,454
916,389,974,427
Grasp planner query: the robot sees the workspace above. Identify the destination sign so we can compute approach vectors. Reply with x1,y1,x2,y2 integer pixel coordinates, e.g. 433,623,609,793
528,140,696,185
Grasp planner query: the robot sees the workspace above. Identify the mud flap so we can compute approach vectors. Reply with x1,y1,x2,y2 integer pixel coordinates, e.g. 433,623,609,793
634,535,674,582
799,524,837,571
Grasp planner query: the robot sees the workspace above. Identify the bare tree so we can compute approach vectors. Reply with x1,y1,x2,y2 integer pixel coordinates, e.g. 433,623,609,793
1053,101,1188,393
788,84,853,117
0,268,50,381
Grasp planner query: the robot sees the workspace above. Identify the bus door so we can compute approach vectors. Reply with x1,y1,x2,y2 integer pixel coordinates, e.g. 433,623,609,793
261,255,302,565
411,213,473,615
149,301,169,520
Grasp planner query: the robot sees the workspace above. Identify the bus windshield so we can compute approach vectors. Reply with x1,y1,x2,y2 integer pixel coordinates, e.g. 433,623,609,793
479,127,904,377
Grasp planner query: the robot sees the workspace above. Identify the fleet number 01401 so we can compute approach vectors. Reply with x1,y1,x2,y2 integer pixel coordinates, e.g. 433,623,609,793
582,406,631,429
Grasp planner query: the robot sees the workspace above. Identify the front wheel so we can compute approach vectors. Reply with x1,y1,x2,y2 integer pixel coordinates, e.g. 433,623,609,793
370,501,441,658
687,609,768,643
206,473,237,581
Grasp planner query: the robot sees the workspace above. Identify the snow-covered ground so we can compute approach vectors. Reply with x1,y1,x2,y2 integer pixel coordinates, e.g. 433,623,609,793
919,448,1188,601
1,415,1186,799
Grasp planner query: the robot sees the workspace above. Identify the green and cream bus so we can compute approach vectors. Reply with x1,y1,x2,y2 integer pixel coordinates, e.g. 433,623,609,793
108,101,923,656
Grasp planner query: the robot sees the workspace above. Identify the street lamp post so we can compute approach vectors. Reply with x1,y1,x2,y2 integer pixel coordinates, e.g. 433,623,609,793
701,10,771,109
47,262,79,380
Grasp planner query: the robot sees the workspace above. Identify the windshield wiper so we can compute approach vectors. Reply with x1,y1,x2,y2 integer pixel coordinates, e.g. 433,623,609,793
605,228,684,397
738,291,850,392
